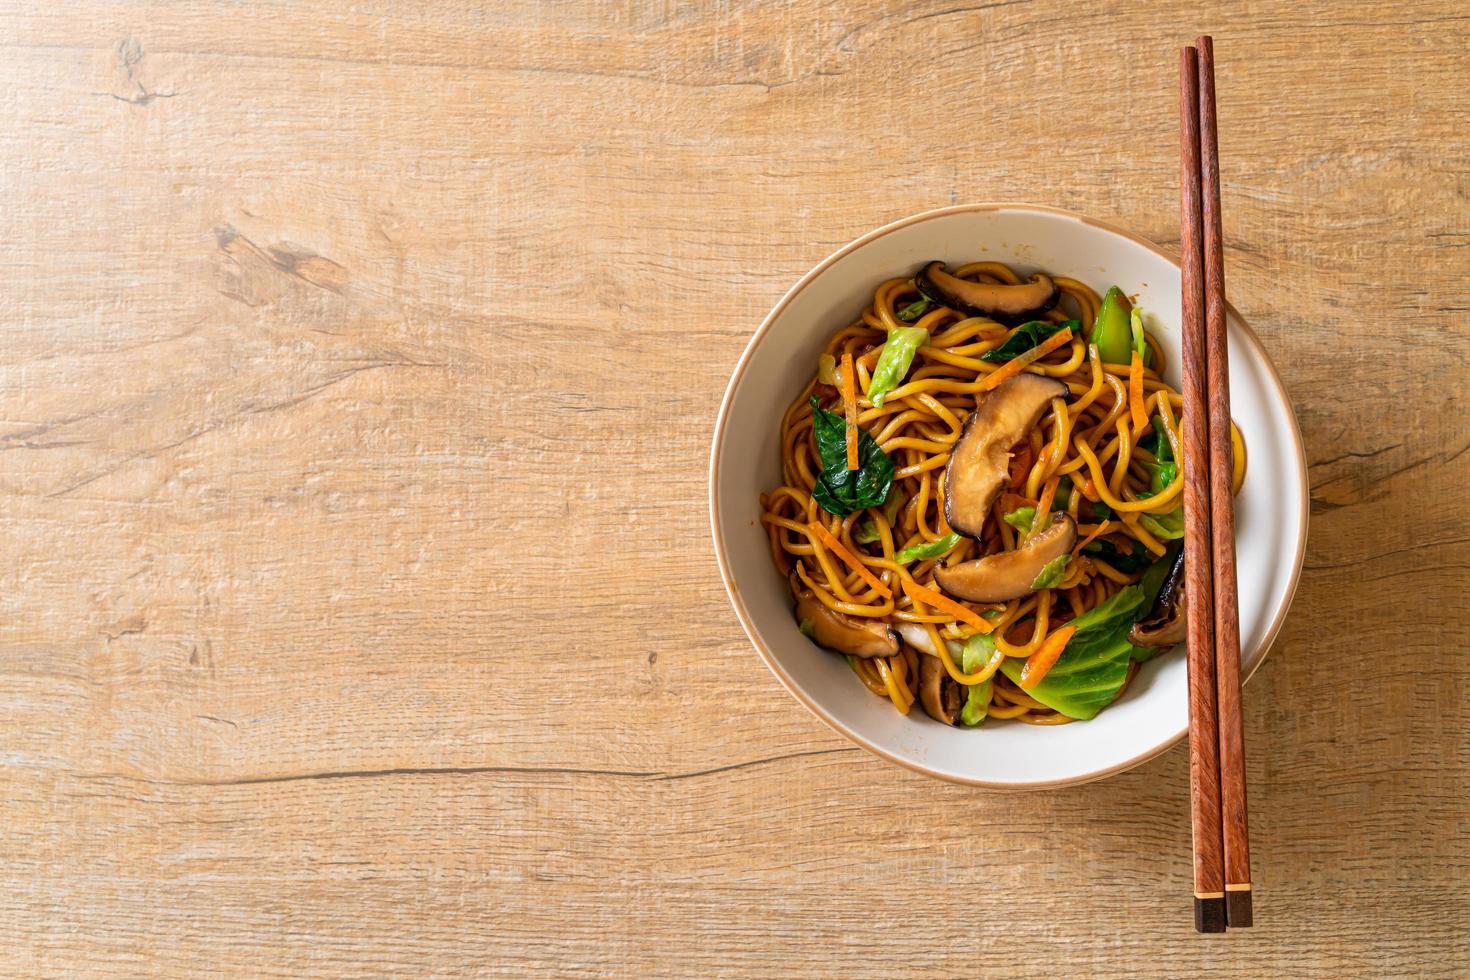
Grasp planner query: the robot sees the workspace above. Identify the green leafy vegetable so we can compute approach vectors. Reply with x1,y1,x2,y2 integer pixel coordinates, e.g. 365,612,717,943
1140,459,1178,496
1089,499,1113,521
959,634,996,727
1140,508,1185,540
1055,476,1073,511
1134,419,1184,533
961,682,991,726
1129,550,1179,661
894,531,961,564
961,633,994,673
982,320,1079,363
1130,307,1152,367
1138,416,1174,463
897,297,931,322
998,551,1174,719
799,619,815,638
1136,549,1175,605
1089,286,1132,364
1002,506,1037,531
808,396,894,517
867,326,929,408
1030,554,1071,590
853,519,881,545
1137,418,1177,499
1082,538,1153,573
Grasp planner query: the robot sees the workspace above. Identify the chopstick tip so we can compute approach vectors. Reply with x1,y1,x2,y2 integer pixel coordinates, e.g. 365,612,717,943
1195,895,1226,933
1226,889,1254,928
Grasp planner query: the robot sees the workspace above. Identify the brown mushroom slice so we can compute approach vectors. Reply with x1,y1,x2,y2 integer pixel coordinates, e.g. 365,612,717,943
933,513,1077,602
914,261,1060,325
793,590,898,658
1128,548,1187,648
917,652,963,726
944,373,1069,538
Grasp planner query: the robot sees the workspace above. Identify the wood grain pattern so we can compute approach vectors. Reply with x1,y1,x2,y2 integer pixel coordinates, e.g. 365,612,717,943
1196,33,1252,925
0,1,1467,975
1178,42,1225,930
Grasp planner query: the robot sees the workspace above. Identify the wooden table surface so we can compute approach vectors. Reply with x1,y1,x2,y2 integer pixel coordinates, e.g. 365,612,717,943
2,2,1467,976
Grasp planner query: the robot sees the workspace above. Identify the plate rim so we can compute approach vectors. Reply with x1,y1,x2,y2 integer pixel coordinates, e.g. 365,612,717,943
708,201,1309,789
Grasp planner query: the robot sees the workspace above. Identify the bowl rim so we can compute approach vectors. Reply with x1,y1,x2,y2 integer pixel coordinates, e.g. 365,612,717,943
708,201,1308,789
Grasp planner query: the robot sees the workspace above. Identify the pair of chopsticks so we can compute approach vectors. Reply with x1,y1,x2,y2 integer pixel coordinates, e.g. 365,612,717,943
1179,36,1252,934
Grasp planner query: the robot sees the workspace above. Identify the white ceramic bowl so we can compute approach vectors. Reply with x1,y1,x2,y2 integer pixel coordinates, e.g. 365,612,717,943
709,203,1307,788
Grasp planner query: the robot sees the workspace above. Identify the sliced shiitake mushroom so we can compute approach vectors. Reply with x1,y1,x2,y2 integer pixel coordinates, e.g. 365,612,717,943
934,513,1078,602
944,373,1069,538
1128,547,1187,648
913,261,1060,325
917,652,963,726
791,577,898,658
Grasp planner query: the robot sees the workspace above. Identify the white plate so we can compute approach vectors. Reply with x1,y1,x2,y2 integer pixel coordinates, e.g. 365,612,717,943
710,203,1307,788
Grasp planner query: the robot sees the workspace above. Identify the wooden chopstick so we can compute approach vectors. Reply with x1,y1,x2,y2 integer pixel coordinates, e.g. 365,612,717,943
1196,33,1253,929
1179,42,1226,935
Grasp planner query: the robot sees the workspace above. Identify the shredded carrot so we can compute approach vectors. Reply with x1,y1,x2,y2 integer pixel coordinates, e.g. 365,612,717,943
807,520,891,598
840,351,858,470
1020,625,1077,689
1128,350,1147,432
1073,520,1113,556
902,578,994,634
979,327,1074,392
1031,476,1059,537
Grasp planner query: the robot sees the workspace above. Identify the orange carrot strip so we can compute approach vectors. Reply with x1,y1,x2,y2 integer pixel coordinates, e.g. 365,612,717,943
807,520,891,598
979,327,1074,392
1073,520,1113,556
1128,350,1147,432
840,351,858,470
1031,476,1059,538
1019,625,1078,689
902,578,994,634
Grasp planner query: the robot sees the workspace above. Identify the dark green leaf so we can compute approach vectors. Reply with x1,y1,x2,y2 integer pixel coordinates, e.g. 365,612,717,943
1138,416,1174,463
1082,538,1152,573
808,397,894,517
982,320,1079,363
1137,459,1178,498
